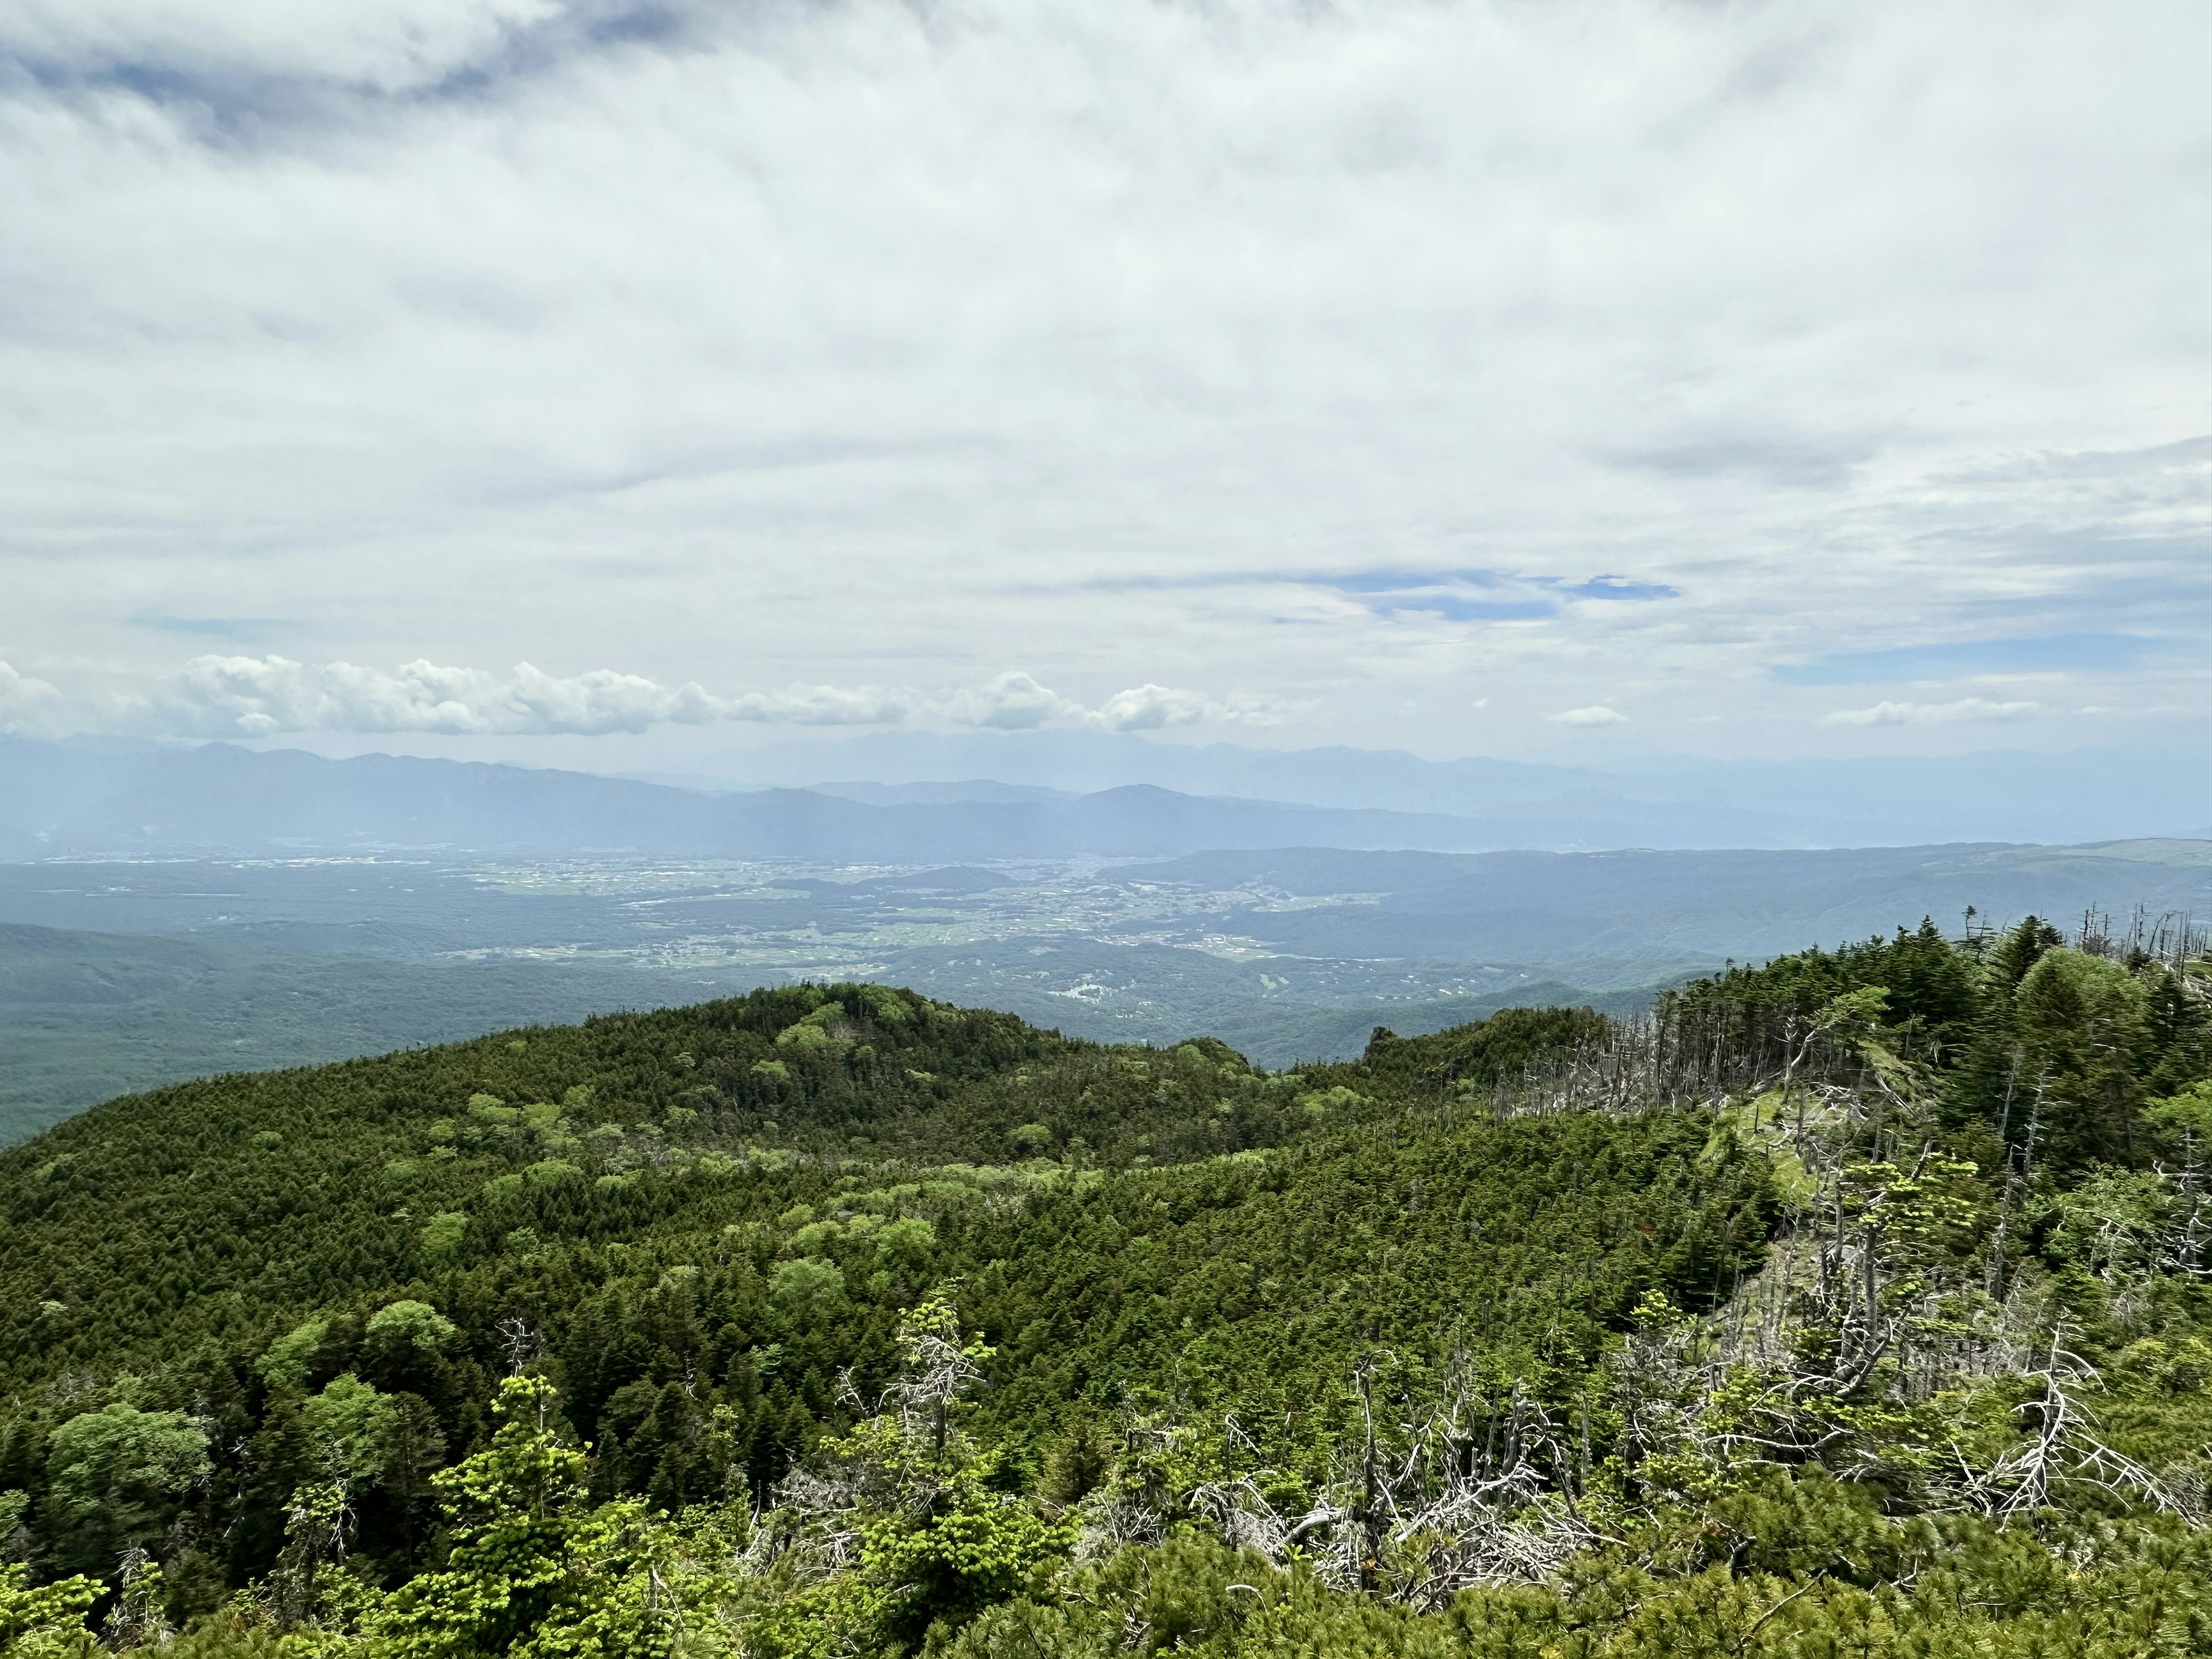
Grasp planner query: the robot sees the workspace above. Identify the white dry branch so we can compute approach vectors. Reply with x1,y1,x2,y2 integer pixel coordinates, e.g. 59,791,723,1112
1185,1369,1614,1609
1952,1331,2183,1519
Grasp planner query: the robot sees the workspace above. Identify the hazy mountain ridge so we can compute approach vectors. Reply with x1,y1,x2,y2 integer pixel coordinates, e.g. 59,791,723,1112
6,734,2206,860
719,728,2212,844
0,740,1589,859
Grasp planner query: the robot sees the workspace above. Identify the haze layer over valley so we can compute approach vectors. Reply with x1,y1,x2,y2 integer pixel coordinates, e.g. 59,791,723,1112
2,733,2205,1143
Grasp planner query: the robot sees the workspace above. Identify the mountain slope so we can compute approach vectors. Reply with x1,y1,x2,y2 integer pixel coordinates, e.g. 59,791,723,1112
0,922,792,1146
0,989,1758,1588
2,916,2209,1656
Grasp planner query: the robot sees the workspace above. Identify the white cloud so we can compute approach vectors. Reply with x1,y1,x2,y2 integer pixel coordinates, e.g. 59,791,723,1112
1210,692,1308,728
119,656,728,738
0,660,63,734
1548,706,1629,727
1824,698,2040,727
326,660,730,735
933,672,1086,732
147,655,319,737
96,656,1230,740
723,684,916,727
1089,683,1205,732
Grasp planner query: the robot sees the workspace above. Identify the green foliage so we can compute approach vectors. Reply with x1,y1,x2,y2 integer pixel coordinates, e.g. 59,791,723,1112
365,1376,734,1657
45,1403,210,1532
368,1301,459,1356
3,933,2210,1657
262,1320,334,1390
960,1108,1770,1482
421,1214,469,1255
41,1400,210,1577
769,1257,845,1310
1350,1004,1613,1093
1682,917,2211,1183
2048,1167,2179,1279
300,1375,394,1482
1939,927,2210,1177
1673,917,1982,1062
944,1501,2212,1658
0,1559,101,1656
2008,948,2156,1169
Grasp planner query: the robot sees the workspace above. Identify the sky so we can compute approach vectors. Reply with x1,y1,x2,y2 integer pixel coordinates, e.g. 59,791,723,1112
0,0,2206,774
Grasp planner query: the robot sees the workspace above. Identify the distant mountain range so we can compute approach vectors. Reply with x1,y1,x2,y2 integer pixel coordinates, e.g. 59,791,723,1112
2,733,2206,860
0,738,1556,859
719,729,2212,847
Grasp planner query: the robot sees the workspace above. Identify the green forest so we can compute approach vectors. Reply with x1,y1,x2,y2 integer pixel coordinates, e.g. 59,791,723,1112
3,910,2211,1656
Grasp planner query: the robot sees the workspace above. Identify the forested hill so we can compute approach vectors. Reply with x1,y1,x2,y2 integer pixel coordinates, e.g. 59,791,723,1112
2,988,1733,1475
3,915,2212,1657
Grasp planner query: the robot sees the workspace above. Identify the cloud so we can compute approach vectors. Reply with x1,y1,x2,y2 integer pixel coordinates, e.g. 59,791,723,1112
1609,431,1880,490
933,671,1085,732
1823,698,2041,726
116,655,728,737
0,661,64,734
725,684,917,728
99,656,1225,740
134,614,292,640
1207,691,1309,728
0,1,2204,762
1091,683,1205,732
929,672,1222,733
1548,706,1628,727
1775,634,2150,687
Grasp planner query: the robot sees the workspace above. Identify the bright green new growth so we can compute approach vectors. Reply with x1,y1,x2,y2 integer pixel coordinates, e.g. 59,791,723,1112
368,1300,459,1354
44,1403,210,1571
259,1319,332,1389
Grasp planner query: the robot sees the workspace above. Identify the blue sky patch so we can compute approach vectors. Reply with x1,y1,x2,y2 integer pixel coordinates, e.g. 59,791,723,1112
1563,576,1680,601
1319,569,1510,593
1379,596,1556,622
